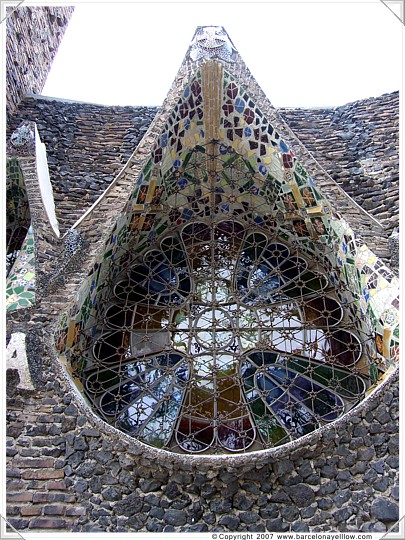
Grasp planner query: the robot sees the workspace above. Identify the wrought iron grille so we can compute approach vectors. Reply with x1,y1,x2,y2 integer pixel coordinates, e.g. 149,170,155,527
78,215,368,454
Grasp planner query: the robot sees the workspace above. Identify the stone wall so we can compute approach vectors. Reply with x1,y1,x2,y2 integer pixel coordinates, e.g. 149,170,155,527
5,88,400,530
7,98,158,234
6,6,74,118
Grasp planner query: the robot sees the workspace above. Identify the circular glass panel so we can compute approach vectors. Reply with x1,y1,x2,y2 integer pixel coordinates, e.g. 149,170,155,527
78,219,369,454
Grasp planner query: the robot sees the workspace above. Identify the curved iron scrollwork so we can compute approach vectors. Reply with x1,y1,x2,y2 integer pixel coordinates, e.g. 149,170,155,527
78,218,368,454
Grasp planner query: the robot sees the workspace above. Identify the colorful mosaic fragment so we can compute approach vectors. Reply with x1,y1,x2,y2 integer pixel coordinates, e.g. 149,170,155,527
6,226,36,311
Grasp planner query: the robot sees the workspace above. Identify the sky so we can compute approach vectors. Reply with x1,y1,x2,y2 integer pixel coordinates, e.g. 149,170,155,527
40,0,404,109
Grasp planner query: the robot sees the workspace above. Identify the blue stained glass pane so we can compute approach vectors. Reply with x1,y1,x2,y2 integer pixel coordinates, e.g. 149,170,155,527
263,243,290,268
158,353,185,368
266,366,343,421
250,266,281,295
99,353,189,438
240,363,256,385
141,391,183,447
271,395,317,436
178,272,191,294
161,244,185,265
116,394,158,434
256,372,285,402
130,264,149,283
100,382,143,416
118,247,191,307
247,352,278,367
279,257,307,280
256,372,319,435
151,263,177,291
280,140,289,153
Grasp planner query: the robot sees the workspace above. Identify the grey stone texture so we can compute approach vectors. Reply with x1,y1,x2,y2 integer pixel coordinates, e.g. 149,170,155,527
6,97,158,235
6,6,74,117
279,92,399,265
279,91,399,239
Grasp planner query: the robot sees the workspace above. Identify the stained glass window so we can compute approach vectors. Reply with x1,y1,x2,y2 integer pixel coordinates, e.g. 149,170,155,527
78,218,367,454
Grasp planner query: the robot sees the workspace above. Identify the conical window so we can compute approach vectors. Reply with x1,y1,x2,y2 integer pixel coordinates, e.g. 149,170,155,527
55,38,399,455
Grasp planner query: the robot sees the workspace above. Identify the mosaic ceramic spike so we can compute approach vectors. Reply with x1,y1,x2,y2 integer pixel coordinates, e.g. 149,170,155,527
53,26,399,455
189,26,237,62
6,159,30,229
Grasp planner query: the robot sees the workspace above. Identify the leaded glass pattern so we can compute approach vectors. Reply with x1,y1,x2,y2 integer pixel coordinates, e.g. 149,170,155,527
73,217,368,454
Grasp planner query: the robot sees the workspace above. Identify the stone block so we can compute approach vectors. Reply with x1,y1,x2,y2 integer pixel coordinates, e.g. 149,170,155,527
218,514,240,530
163,509,187,526
6,518,30,531
65,506,87,517
15,458,55,468
113,493,143,516
239,511,260,524
6,492,33,502
21,469,64,480
43,504,66,515
29,517,67,529
370,497,399,523
20,505,42,516
285,484,315,507
46,480,67,490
